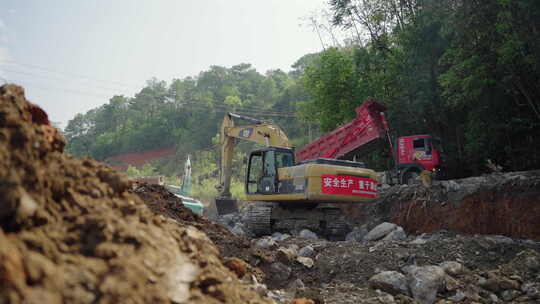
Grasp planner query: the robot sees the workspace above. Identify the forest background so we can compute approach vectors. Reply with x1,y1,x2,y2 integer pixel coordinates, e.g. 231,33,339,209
65,0,540,202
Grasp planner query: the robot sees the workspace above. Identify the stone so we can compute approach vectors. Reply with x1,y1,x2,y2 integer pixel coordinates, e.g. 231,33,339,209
289,244,300,252
276,247,297,264
369,271,410,296
271,232,284,241
254,237,276,249
448,290,466,302
440,261,466,276
165,255,201,303
440,180,461,191
269,262,291,281
290,278,305,290
231,223,245,236
443,275,460,292
501,289,521,301
298,245,315,258
297,257,314,268
482,272,520,292
484,235,514,245
345,225,368,242
410,238,428,245
270,232,291,241
299,229,318,239
220,213,237,227
522,282,540,299
382,226,407,241
408,265,446,304
17,190,39,219
364,222,398,241
489,293,500,303
377,294,396,304
252,279,268,296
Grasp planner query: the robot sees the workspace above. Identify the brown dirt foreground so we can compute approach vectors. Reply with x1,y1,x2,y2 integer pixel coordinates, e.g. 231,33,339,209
0,84,272,304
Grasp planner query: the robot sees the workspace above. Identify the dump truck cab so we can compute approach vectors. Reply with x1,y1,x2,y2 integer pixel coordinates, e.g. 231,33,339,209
395,135,445,184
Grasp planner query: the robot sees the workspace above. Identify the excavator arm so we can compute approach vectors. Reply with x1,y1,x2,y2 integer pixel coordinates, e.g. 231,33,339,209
215,112,291,214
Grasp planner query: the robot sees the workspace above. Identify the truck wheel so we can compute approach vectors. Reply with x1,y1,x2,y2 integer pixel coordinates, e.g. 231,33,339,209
402,170,420,185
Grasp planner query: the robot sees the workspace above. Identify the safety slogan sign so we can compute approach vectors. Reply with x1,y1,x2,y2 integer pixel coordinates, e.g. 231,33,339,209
321,174,378,198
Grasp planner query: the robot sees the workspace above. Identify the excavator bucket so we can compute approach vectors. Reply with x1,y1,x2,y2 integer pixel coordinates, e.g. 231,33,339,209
214,197,238,215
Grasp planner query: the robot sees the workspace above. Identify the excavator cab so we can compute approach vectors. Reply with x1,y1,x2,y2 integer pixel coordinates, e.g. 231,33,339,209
246,147,295,195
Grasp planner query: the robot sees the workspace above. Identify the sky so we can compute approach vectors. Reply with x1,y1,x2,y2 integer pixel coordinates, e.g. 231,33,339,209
0,0,327,128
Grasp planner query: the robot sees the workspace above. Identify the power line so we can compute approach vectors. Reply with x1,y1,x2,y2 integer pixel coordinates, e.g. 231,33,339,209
7,78,112,99
0,59,141,89
1,60,299,115
7,78,298,118
1,67,135,94
2,59,299,114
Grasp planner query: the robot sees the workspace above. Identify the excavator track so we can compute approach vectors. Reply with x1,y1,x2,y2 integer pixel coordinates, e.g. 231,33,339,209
323,208,349,238
247,205,272,236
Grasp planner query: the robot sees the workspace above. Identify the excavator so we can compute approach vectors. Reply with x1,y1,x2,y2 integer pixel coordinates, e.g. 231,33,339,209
215,112,379,237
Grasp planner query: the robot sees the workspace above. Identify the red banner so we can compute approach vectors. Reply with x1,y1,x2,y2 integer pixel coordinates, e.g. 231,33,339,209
321,174,378,198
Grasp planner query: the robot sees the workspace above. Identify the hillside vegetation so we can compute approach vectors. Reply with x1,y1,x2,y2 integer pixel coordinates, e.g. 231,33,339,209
65,0,540,190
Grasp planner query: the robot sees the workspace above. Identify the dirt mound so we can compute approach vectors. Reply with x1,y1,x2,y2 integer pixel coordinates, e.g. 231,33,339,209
0,84,271,304
133,183,199,223
132,183,272,283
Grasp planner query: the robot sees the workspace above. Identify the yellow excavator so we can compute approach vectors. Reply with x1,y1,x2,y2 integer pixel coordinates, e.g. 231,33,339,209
215,112,379,237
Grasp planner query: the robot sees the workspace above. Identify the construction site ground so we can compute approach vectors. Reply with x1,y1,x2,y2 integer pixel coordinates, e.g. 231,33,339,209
1,84,539,304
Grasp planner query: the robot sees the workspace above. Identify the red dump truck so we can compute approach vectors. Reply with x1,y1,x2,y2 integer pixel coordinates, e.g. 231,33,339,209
296,99,444,185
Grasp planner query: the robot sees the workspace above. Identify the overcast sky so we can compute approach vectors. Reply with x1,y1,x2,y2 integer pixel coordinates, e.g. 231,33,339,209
0,0,327,127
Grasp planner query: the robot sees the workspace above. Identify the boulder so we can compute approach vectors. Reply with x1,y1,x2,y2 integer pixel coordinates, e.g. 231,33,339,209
501,289,522,301
407,265,445,304
269,262,291,282
299,229,318,239
254,237,276,249
297,257,314,268
345,225,369,242
368,271,409,296
522,282,540,299
382,226,407,241
439,261,466,276
364,222,398,241
276,247,297,264
298,245,315,258
231,223,245,236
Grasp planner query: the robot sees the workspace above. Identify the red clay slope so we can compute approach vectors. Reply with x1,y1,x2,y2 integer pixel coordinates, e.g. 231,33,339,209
106,147,176,170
